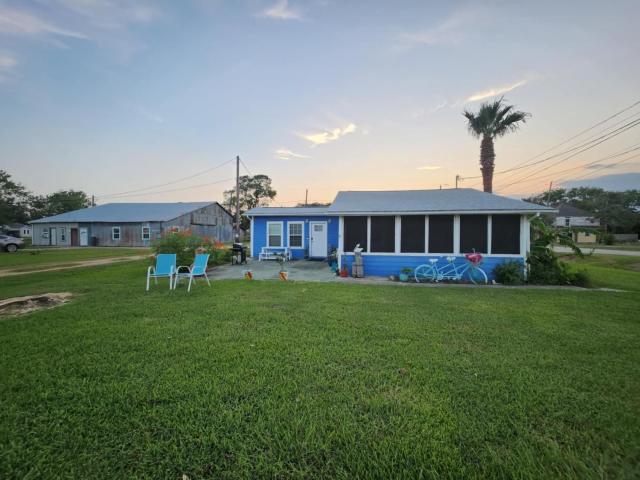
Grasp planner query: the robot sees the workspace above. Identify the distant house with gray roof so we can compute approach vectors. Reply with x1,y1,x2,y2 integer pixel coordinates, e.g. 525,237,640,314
244,188,555,281
30,202,233,247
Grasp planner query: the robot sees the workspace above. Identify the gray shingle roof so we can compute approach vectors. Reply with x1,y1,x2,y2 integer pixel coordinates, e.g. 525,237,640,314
31,202,219,224
556,204,595,217
244,206,331,216
327,189,555,214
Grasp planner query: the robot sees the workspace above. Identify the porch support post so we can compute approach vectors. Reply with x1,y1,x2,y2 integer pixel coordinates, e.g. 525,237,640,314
487,215,492,255
338,216,344,270
425,215,429,253
394,216,401,253
250,216,254,258
453,215,460,254
366,216,371,252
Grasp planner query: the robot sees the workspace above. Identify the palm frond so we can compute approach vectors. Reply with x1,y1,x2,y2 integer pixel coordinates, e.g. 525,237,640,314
462,110,482,138
463,96,530,139
494,111,530,137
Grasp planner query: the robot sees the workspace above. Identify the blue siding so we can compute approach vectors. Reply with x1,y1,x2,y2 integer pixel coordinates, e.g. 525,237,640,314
340,254,524,282
252,216,339,259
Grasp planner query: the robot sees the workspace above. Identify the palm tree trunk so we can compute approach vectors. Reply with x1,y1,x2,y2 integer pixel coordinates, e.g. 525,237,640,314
480,135,495,193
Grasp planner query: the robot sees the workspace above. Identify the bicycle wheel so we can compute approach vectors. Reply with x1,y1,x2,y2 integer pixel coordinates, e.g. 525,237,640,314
467,266,488,284
414,265,437,283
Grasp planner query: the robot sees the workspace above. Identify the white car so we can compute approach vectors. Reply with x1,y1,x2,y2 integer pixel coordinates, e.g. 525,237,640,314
0,234,24,252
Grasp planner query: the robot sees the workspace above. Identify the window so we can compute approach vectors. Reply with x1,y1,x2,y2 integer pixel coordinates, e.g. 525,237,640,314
584,231,591,237
370,216,395,252
267,222,283,247
491,215,520,254
401,216,425,253
343,216,368,252
460,215,487,253
112,226,121,240
288,222,303,248
42,230,49,239
428,215,454,253
141,226,151,240
565,217,571,226
60,227,66,242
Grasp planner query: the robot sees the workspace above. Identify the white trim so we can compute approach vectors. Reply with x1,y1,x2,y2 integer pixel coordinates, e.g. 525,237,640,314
520,215,526,256
266,221,283,248
338,216,344,269
112,226,121,241
250,217,254,257
309,221,328,258
394,216,401,254
287,221,304,249
453,215,460,254
366,216,371,252
487,215,492,255
331,209,555,215
425,215,429,253
141,225,151,240
341,252,524,258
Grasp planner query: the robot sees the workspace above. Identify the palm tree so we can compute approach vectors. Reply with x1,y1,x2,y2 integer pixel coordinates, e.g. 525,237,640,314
463,97,530,193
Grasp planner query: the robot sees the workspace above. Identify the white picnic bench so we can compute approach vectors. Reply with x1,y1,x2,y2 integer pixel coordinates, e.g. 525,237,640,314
258,247,291,261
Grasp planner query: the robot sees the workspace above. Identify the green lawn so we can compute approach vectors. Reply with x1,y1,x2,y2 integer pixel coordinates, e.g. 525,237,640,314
561,254,640,292
1,260,639,478
0,247,149,272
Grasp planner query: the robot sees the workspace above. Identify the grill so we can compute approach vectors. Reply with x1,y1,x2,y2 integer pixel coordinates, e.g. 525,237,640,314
231,243,247,265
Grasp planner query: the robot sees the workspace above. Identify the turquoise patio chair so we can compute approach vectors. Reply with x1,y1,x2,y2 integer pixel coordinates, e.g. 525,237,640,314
146,254,177,291
174,253,211,292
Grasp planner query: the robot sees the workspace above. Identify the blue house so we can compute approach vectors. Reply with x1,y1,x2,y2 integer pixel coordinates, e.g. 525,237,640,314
244,188,554,280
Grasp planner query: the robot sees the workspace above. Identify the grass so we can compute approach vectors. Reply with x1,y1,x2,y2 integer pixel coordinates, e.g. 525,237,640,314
0,260,639,478
576,243,640,251
0,247,149,273
561,254,640,292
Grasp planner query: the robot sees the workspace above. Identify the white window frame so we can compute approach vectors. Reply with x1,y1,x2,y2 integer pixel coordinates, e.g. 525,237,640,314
266,221,283,248
288,221,304,249
60,227,66,242
112,226,121,241
141,226,151,240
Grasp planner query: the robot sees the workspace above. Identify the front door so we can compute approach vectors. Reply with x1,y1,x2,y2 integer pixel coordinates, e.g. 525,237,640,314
71,228,79,246
50,227,57,246
79,228,88,246
309,222,328,258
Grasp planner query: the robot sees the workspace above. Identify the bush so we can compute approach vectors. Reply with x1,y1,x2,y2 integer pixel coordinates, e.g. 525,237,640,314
493,261,525,285
568,269,592,288
527,250,591,287
602,233,615,245
152,230,229,267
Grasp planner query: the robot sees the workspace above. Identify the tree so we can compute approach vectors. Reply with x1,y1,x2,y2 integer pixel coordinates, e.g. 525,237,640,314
223,175,277,230
463,97,530,193
0,170,31,225
30,190,91,220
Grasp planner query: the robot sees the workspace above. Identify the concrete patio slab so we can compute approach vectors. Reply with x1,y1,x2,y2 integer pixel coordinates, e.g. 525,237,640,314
207,259,339,282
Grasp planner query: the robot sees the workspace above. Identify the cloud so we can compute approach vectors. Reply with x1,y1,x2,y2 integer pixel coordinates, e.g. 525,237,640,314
275,148,310,160
54,0,160,29
417,165,442,171
399,6,487,48
300,123,357,146
0,51,17,81
413,100,449,119
0,5,87,39
261,0,301,20
465,80,527,103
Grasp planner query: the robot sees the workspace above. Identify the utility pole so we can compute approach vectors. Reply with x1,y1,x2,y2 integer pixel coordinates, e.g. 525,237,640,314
546,181,553,206
91,195,95,207
455,175,460,189
235,155,240,242
305,189,308,206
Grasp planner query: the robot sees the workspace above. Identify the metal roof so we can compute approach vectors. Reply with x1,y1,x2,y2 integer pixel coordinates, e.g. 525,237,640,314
328,189,555,214
244,206,331,216
31,202,219,224
556,204,596,217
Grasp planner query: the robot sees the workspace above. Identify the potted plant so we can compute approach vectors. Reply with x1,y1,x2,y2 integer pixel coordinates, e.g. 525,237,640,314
276,253,288,281
399,267,413,282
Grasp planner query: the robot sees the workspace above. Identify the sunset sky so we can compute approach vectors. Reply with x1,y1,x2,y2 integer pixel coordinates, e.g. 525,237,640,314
1,0,639,206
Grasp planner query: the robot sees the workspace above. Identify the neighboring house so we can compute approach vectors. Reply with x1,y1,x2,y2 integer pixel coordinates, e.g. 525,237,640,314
30,202,233,247
1,224,31,238
554,204,600,243
244,188,554,280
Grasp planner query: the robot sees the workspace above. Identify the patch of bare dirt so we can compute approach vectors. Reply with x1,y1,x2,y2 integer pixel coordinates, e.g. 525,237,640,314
0,292,73,318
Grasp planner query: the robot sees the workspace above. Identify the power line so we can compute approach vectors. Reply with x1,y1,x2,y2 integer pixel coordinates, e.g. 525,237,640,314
461,99,640,183
239,158,253,177
556,153,640,185
98,177,235,200
495,119,640,191
96,158,235,199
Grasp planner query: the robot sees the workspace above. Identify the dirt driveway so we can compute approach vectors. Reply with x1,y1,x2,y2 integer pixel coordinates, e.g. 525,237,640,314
0,255,147,278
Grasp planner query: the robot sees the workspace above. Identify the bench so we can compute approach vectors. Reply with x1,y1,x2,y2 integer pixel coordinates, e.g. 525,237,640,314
258,247,291,261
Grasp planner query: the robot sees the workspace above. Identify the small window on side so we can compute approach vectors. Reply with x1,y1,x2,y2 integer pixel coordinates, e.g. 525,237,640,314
112,226,121,240
141,226,150,240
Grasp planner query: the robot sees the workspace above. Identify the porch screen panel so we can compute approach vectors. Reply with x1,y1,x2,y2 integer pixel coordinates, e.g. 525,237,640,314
370,216,395,252
428,215,453,253
343,216,368,252
460,215,488,253
491,215,520,254
401,216,425,253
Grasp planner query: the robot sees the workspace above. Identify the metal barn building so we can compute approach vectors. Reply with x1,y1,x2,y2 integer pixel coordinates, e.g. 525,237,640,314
30,202,234,247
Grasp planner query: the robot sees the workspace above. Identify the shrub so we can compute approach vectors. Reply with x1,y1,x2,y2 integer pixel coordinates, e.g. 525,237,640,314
602,233,615,245
568,269,592,288
152,230,228,267
493,261,525,285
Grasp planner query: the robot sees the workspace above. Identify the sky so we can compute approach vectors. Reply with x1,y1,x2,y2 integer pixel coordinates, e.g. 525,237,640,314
0,0,639,206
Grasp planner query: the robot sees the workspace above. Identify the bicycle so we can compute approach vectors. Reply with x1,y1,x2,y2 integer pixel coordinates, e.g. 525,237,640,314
414,252,488,284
